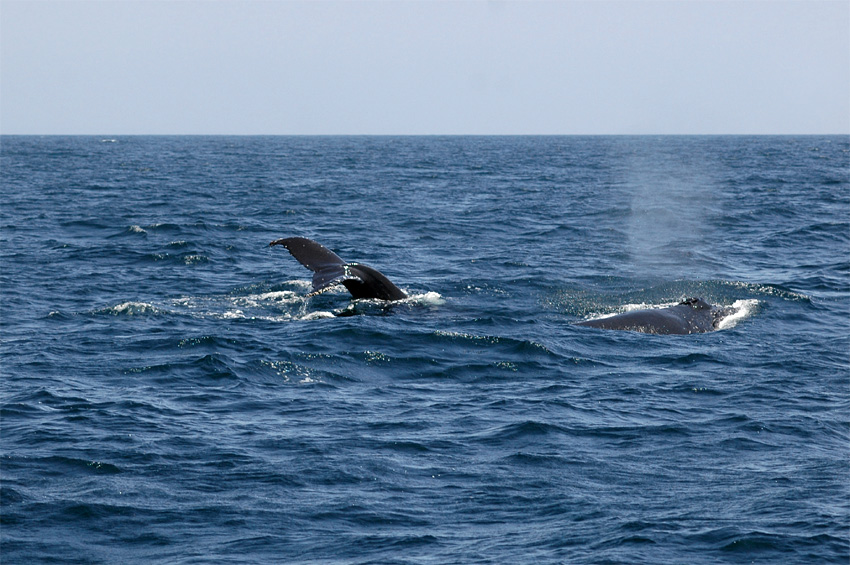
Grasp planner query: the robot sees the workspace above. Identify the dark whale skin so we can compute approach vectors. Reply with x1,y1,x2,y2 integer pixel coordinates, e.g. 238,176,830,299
576,298,733,335
270,237,407,301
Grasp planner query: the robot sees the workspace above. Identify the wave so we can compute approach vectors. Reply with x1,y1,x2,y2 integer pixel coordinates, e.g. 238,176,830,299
145,252,210,265
141,222,183,234
720,280,811,302
81,286,345,324
93,301,168,317
230,290,300,307
258,359,351,385
171,288,338,322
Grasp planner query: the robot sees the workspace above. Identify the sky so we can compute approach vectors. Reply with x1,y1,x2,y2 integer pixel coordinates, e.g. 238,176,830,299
1,0,848,135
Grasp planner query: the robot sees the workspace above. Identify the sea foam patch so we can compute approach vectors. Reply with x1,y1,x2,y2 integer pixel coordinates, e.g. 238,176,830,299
98,302,166,316
717,299,759,330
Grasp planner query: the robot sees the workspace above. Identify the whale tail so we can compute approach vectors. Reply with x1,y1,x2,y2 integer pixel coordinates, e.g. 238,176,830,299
270,237,348,295
270,237,407,301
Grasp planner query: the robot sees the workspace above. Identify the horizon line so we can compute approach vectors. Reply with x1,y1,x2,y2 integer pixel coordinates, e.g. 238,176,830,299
2,132,849,137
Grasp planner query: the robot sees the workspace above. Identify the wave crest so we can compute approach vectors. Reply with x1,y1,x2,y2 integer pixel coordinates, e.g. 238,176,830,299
96,302,166,316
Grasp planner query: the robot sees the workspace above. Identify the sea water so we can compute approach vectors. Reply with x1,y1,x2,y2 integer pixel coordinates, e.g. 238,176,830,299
1,136,848,563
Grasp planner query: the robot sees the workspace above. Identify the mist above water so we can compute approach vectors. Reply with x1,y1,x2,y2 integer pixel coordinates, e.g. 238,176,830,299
623,146,720,280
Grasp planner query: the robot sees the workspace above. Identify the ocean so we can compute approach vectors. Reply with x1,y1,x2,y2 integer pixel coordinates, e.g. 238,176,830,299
1,135,847,564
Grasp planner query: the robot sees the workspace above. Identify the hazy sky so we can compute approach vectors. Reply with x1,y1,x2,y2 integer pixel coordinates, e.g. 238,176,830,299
1,0,848,135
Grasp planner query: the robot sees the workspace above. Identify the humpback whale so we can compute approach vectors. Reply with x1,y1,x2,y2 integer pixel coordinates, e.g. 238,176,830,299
575,297,733,335
270,237,407,301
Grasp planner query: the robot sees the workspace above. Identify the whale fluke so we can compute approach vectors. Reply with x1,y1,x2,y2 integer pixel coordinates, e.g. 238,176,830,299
270,237,407,301
575,297,734,335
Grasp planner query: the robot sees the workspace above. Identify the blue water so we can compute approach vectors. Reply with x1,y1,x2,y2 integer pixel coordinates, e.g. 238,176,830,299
1,135,848,564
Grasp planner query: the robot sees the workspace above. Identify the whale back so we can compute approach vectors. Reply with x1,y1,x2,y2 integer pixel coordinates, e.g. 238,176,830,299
577,297,723,335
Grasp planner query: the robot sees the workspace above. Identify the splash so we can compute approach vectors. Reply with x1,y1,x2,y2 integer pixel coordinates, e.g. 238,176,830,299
716,299,759,330
90,286,441,324
231,290,300,308
300,311,336,320
402,291,444,306
170,291,308,322
97,302,166,316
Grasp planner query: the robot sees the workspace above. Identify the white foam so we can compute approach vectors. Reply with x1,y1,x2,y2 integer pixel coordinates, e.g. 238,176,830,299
253,290,299,301
300,311,336,320
169,288,328,322
284,279,313,290
403,291,444,305
232,291,301,308
151,286,437,324
106,302,163,316
622,301,678,312
220,309,245,319
717,299,759,330
434,330,499,343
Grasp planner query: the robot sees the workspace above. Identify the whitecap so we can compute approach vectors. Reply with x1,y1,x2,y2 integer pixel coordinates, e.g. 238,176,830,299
220,310,246,320
102,302,164,316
